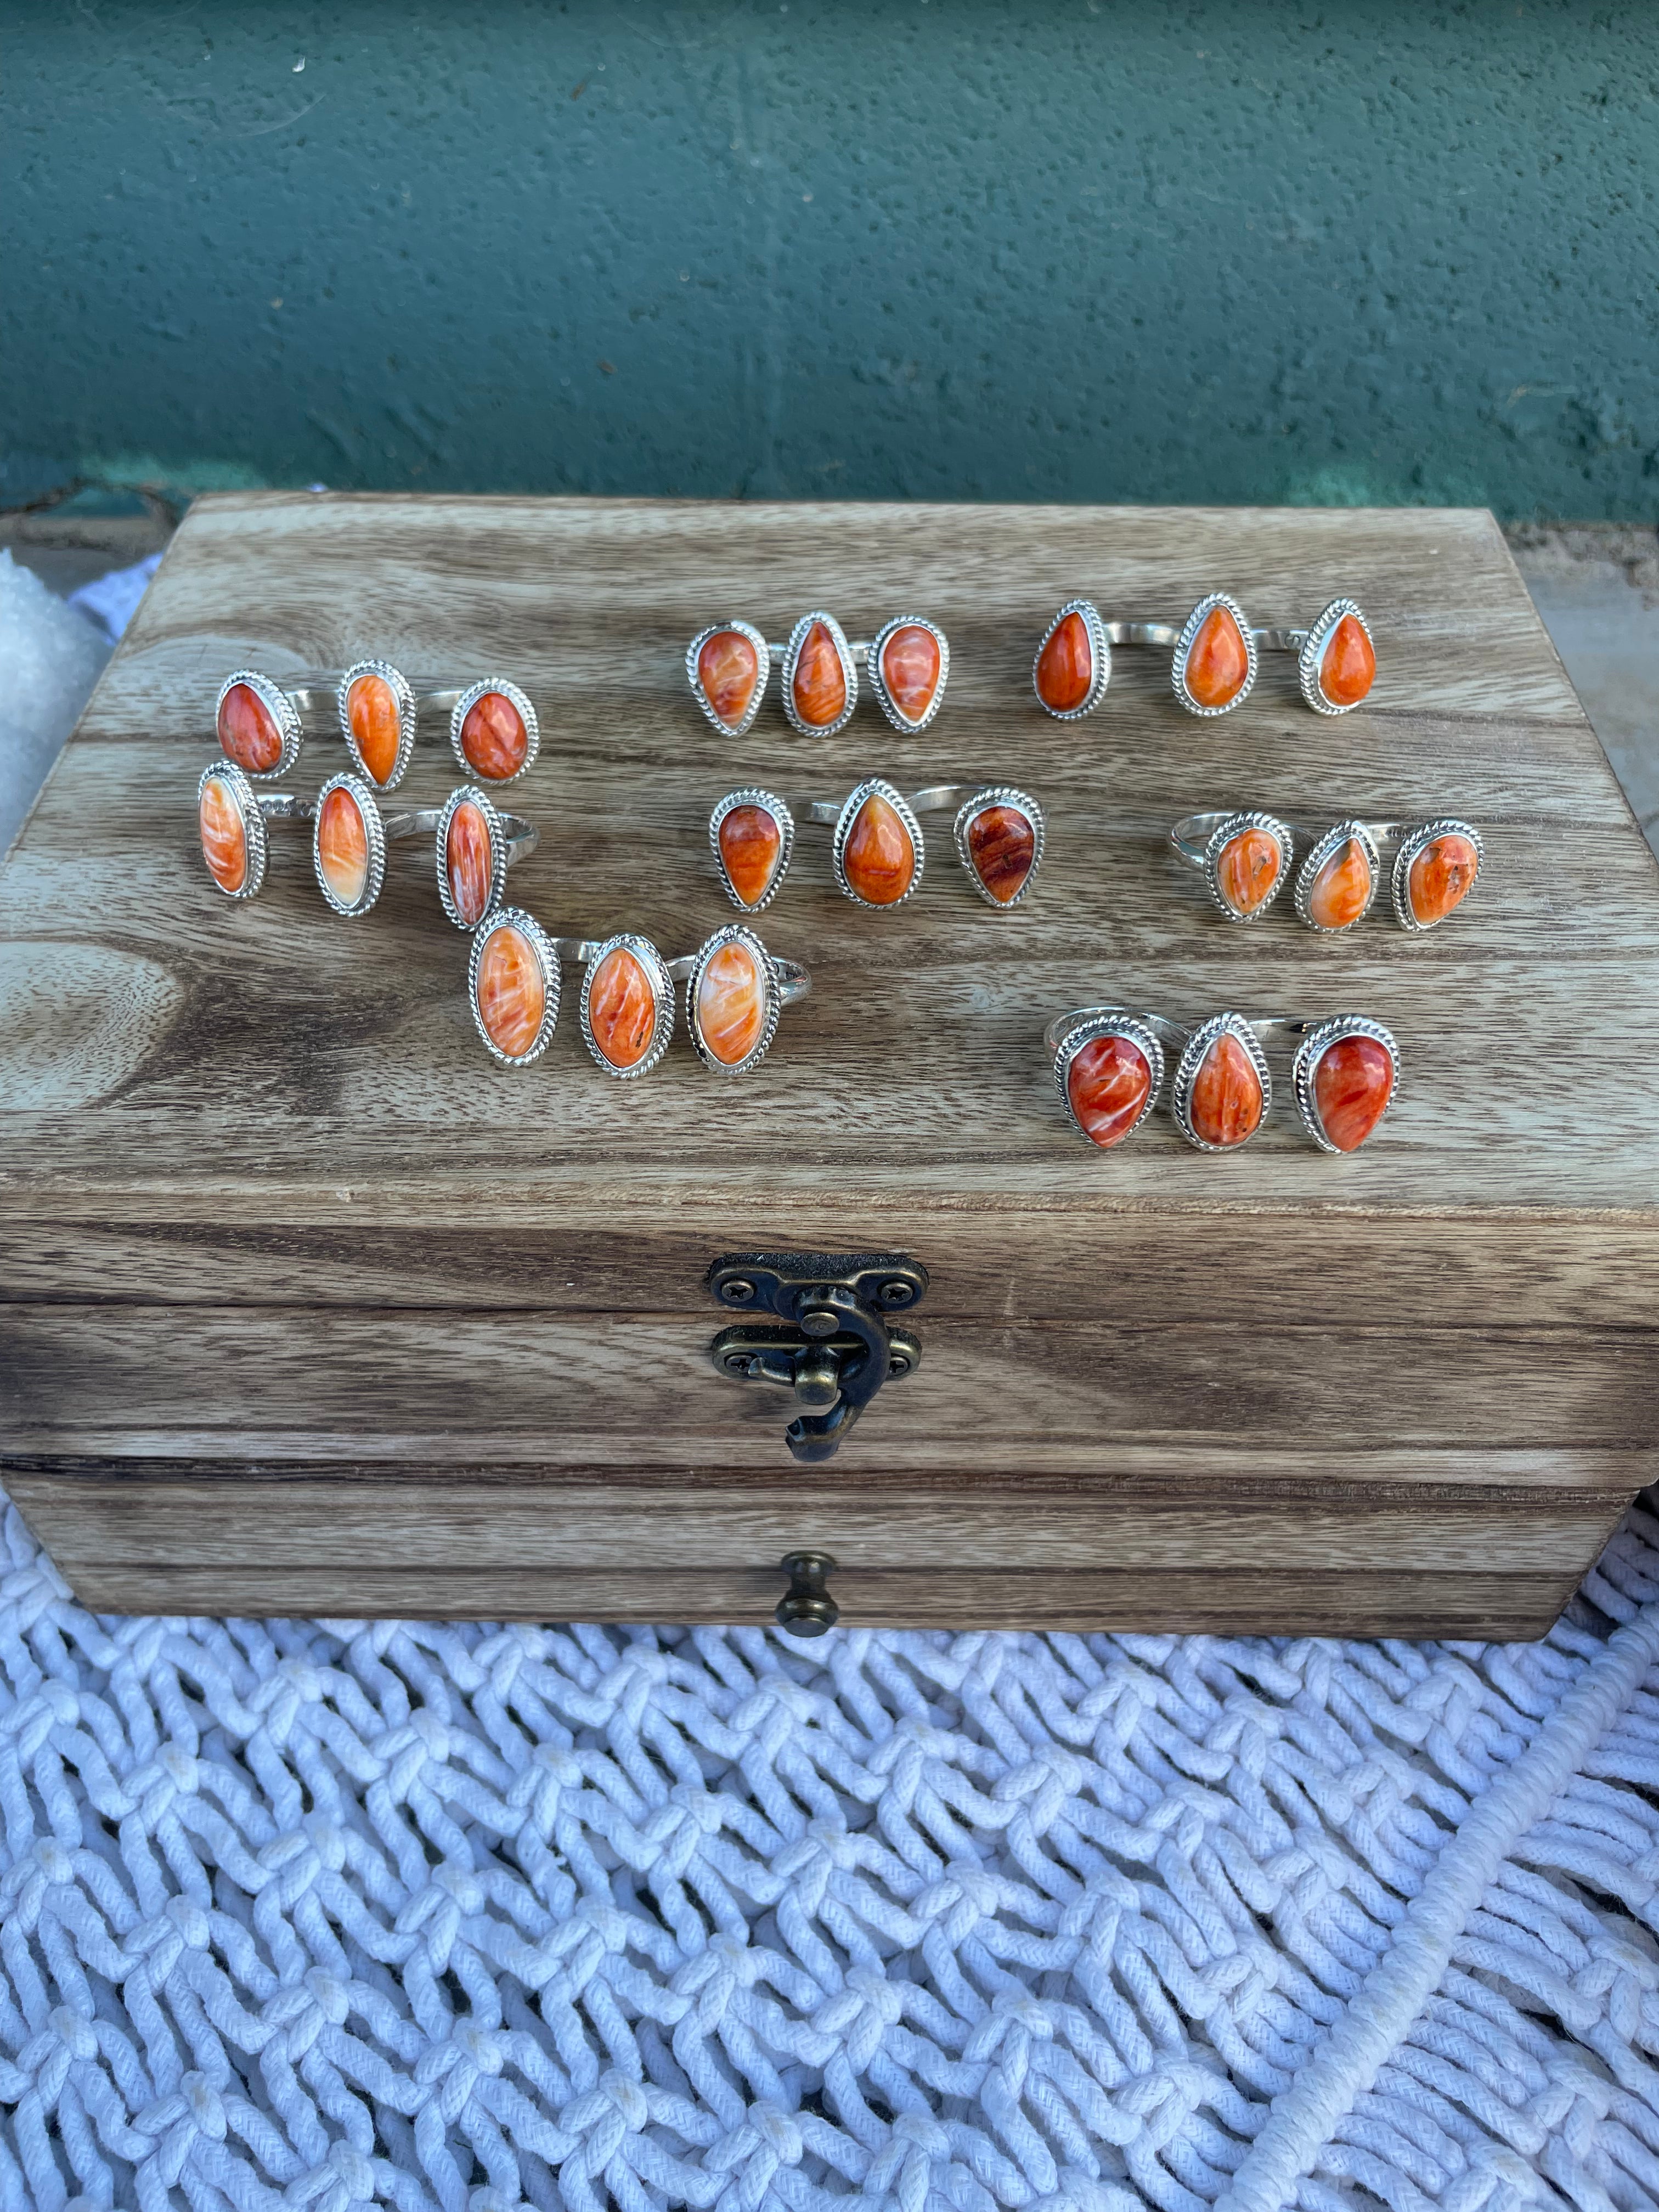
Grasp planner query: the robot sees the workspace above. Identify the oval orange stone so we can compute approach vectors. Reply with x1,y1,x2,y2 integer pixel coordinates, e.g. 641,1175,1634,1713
718,804,784,907
1184,605,1251,709
199,775,248,895
348,673,402,784
1307,836,1373,930
587,947,657,1069
697,940,766,1066
842,792,916,905
1318,614,1376,708
317,786,370,910
459,690,529,780
791,620,847,727
880,624,942,723
446,800,494,926
1216,828,1282,917
1067,1035,1152,1149
1313,1034,1394,1153
218,681,282,773
477,925,546,1060
965,805,1035,904
1408,832,1480,927
697,630,760,729
1035,610,1094,713
1189,1031,1263,1149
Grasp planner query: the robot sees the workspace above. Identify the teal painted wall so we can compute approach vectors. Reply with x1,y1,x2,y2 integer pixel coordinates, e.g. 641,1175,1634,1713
6,1,1659,517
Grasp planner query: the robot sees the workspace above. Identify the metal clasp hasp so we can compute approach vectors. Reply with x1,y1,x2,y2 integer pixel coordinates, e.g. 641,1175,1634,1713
707,1251,926,1463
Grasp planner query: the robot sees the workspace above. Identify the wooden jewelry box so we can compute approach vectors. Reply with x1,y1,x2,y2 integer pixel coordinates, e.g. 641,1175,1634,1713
1,495,1655,1639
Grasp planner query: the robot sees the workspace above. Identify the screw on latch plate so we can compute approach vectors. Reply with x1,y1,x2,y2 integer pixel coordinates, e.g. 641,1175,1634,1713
776,1551,838,1637
707,1251,927,1463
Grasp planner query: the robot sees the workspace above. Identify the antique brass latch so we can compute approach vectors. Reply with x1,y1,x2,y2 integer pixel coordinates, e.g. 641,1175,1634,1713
707,1251,926,1463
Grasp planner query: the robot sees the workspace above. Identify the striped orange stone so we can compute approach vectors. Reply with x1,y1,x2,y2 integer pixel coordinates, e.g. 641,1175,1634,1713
445,801,494,926
696,940,766,1066
477,924,546,1060
843,792,916,905
1216,828,1282,917
1313,1035,1394,1152
218,682,282,773
588,947,657,1069
1183,605,1250,709
1189,1031,1262,1148
459,691,528,780
1067,1035,1152,1149
964,805,1035,904
879,624,942,723
1307,837,1373,930
697,630,761,729
199,776,248,895
791,621,847,727
317,786,370,910
347,673,402,784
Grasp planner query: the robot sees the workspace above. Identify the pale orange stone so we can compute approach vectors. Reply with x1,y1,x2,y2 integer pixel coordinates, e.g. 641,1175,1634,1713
348,673,402,784
697,630,760,729
1318,614,1376,708
1035,610,1094,713
718,805,784,907
199,775,248,894
1408,832,1480,927
842,792,916,905
696,940,766,1066
1189,1032,1263,1148
1183,605,1251,709
1313,1035,1393,1152
587,947,657,1069
1307,836,1373,930
317,787,370,909
791,620,848,727
879,624,941,722
477,924,546,1059
1216,827,1282,917
459,690,529,780
218,681,283,773
446,801,494,926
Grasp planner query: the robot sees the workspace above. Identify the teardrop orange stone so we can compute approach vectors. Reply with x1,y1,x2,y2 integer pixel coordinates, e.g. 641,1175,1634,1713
842,793,916,905
880,624,941,722
1318,614,1376,708
317,787,369,910
348,673,402,784
697,630,760,729
696,941,766,1066
1067,1035,1152,1149
477,924,546,1060
1189,1032,1262,1148
1216,828,1282,917
1035,611,1093,713
1408,833,1480,926
446,800,494,926
459,690,528,780
1307,837,1373,930
218,682,282,772
587,947,657,1069
1313,1035,1394,1152
199,775,248,894
1184,606,1250,709
964,805,1036,904
718,805,784,907
791,621,847,727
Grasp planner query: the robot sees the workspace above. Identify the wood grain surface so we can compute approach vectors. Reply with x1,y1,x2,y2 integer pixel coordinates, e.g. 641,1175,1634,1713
2,495,1655,1630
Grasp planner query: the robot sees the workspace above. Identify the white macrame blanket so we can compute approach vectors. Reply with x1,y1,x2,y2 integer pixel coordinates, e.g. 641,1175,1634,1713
4,1489,1659,2212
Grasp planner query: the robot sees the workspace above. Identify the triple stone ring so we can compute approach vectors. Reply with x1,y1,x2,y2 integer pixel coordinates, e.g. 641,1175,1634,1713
1034,595,1375,718
1170,809,1482,932
708,780,1043,911
687,614,950,737
215,665,539,790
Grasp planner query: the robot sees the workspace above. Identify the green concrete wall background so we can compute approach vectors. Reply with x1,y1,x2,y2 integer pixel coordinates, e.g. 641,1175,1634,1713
5,1,1659,518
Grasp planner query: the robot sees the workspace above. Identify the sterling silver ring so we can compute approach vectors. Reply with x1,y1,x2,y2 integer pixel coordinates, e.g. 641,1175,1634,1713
708,779,1042,911
1034,594,1376,718
687,613,950,737
311,772,537,921
198,763,314,900
1169,810,1482,930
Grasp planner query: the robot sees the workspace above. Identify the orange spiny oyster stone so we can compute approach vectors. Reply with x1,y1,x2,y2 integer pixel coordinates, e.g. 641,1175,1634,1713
1306,836,1373,930
1035,610,1094,712
348,673,402,784
791,620,848,727
459,690,529,780
199,775,249,894
218,681,283,773
879,624,942,723
1312,1034,1393,1153
1189,1031,1263,1148
1183,605,1251,709
477,924,546,1059
1216,827,1282,917
718,804,784,907
964,804,1036,904
697,630,760,729
842,791,916,905
588,946,657,1069
317,786,370,909
696,940,766,1066
1066,1034,1152,1149
1318,614,1376,708
1407,832,1480,926
445,800,494,926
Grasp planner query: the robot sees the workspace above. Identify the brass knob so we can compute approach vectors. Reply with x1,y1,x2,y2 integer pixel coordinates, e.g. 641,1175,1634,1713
776,1550,838,1637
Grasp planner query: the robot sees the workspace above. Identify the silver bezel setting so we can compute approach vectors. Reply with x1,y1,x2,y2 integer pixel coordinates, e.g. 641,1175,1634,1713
831,777,926,910
1294,819,1382,933
311,771,387,919
781,611,858,738
1298,598,1375,716
1051,1012,1166,1150
448,676,540,785
1031,599,1110,720
685,924,784,1077
337,659,417,790
1293,1014,1399,1155
686,621,771,740
436,784,510,932
1201,809,1294,923
1391,817,1484,933
197,761,268,901
952,786,1045,909
1171,1013,1273,1153
1171,593,1258,716
467,906,561,1069
866,614,950,735
578,933,675,1081
216,668,303,780
709,787,796,912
